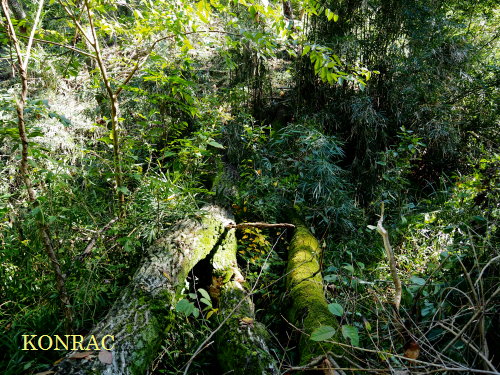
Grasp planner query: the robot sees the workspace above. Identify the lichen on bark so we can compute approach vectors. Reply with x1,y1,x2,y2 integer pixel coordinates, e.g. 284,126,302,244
53,205,232,375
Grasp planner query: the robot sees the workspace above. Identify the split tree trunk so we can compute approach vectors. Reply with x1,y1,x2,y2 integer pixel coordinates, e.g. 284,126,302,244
54,205,234,375
211,226,279,375
285,214,345,367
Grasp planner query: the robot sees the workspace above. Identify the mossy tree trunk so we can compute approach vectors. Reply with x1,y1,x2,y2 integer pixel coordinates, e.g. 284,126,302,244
211,227,280,375
53,205,234,375
286,214,345,367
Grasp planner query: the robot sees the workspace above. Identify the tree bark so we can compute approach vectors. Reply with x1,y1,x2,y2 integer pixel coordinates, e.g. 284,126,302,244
285,214,345,367
211,227,280,375
53,205,234,375
6,0,25,20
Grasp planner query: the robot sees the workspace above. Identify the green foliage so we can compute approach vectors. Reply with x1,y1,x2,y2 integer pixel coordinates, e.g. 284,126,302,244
374,127,426,210
235,121,360,233
0,0,498,373
175,288,216,320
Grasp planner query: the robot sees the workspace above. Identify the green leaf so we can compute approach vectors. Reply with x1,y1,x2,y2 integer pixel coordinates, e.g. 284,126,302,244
342,264,354,273
410,276,426,286
117,186,130,195
342,325,359,346
207,140,225,149
200,297,212,307
363,319,372,332
310,326,336,341
206,309,217,319
333,13,339,22
302,45,311,56
325,8,334,21
328,303,344,317
198,288,211,300
324,274,337,282
30,206,42,218
176,299,195,316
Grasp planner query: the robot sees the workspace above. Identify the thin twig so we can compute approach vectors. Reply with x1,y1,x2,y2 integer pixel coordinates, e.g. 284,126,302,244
437,322,497,372
321,339,500,375
226,222,295,229
77,217,119,260
442,284,500,353
19,35,96,58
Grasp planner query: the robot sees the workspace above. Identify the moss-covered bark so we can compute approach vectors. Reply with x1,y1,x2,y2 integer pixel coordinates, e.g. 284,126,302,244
212,227,279,375
286,214,343,366
54,205,233,375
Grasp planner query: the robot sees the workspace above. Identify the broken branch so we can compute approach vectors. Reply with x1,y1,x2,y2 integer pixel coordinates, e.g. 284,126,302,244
226,222,295,229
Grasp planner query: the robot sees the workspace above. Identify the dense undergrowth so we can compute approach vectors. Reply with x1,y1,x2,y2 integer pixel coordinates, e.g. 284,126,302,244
1,0,498,374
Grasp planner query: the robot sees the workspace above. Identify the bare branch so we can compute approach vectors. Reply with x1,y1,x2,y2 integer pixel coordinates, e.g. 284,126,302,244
22,0,44,70
376,202,402,311
226,222,295,229
78,217,119,260
19,35,96,58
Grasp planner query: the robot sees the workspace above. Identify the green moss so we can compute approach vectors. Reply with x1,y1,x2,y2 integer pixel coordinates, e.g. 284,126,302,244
216,314,277,375
128,314,162,375
212,229,278,374
286,216,343,364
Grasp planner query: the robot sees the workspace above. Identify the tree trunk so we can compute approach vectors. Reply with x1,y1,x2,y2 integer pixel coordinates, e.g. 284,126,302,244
53,205,234,375
6,0,25,20
212,227,280,375
1,0,73,330
286,214,344,366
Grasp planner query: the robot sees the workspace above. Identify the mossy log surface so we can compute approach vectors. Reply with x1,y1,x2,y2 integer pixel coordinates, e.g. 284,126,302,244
212,227,279,375
54,205,233,375
286,215,343,365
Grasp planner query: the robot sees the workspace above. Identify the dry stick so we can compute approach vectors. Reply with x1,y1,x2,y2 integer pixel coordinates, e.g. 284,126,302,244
78,216,119,260
376,202,402,311
18,36,96,58
475,255,500,288
437,322,497,372
456,252,491,368
320,340,500,375
442,284,500,353
226,222,295,229
284,354,347,375
1,0,73,330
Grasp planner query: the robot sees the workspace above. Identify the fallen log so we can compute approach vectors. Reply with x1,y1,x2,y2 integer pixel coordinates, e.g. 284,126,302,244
53,205,233,375
211,226,280,375
286,214,344,368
